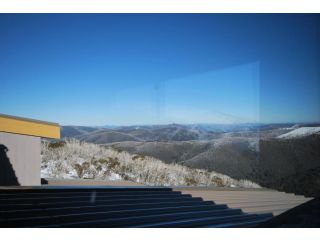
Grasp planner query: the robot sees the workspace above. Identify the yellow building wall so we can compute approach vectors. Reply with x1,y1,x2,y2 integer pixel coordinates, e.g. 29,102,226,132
0,114,60,139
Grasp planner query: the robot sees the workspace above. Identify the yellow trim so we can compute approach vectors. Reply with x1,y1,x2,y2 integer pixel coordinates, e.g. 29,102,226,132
0,114,60,139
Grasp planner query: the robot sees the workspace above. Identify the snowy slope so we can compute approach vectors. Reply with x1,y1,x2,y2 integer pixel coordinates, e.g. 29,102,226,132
41,139,261,188
277,127,320,139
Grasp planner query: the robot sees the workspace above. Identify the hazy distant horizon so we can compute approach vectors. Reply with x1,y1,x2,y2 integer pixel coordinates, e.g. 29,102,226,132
63,121,320,128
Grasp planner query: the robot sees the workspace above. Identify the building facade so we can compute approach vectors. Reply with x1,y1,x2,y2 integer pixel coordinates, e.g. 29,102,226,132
0,114,60,186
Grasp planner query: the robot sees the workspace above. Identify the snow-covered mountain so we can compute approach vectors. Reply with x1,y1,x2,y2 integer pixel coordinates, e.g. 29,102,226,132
277,127,320,139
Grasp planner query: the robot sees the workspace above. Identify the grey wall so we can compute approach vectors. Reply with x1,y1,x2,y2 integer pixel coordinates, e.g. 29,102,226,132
0,132,40,186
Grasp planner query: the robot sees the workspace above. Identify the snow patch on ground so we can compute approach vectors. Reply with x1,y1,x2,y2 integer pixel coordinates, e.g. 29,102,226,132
277,127,320,139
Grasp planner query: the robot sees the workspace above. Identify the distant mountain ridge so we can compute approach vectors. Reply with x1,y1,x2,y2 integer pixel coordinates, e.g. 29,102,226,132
62,124,213,142
61,123,320,144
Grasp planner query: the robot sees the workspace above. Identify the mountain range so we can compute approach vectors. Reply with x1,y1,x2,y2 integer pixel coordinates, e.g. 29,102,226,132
60,123,320,196
62,123,318,143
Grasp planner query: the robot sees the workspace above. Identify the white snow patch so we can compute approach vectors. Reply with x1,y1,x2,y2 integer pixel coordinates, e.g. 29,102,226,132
107,173,122,181
277,127,320,139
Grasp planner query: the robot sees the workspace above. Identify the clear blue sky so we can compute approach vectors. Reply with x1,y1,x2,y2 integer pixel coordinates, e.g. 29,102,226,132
0,14,319,125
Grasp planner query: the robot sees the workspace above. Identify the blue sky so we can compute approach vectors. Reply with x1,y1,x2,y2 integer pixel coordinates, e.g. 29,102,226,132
0,14,319,125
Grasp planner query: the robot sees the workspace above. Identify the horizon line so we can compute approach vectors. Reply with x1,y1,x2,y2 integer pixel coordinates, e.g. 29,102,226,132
62,121,320,127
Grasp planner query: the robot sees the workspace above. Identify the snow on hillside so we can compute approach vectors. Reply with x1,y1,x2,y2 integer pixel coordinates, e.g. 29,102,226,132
277,127,320,139
41,139,260,188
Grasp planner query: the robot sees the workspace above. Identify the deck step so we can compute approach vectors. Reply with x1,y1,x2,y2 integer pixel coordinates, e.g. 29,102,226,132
0,187,273,227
